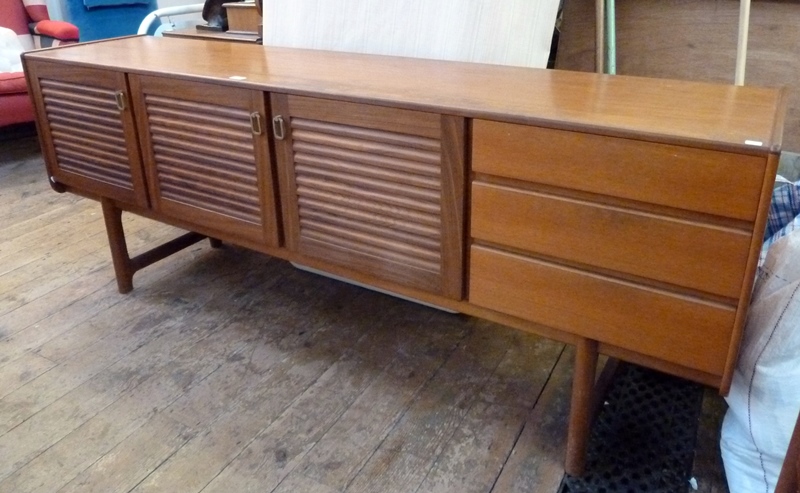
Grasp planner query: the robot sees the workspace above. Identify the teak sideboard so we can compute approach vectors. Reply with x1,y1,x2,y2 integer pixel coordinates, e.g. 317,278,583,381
22,36,787,476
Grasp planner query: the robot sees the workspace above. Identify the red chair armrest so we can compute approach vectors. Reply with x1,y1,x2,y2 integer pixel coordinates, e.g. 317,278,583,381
32,20,79,41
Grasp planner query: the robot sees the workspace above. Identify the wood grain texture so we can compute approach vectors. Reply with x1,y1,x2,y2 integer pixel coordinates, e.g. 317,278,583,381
597,342,721,390
413,331,564,493
0,256,294,493
290,314,467,491
271,474,338,493
22,36,784,154
0,136,734,493
19,37,785,483
471,181,751,299
101,198,135,293
24,61,148,208
0,353,56,400
557,0,800,152
0,240,334,491
130,74,280,247
469,245,736,376
491,346,574,492
565,339,597,476
0,226,184,368
287,95,441,139
0,213,170,324
720,151,780,394
272,94,465,298
129,287,387,493
224,2,260,33
439,115,466,300
472,119,767,221
54,414,194,493
198,313,420,493
376,326,517,461
0,205,102,294
101,200,206,295
415,402,529,493
163,28,260,43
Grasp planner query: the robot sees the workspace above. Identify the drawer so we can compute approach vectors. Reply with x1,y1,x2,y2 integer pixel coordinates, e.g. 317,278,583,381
471,182,752,298
468,245,736,376
472,120,766,221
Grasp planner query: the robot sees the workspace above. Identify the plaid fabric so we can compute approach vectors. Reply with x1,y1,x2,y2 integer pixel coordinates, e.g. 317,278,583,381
765,177,800,240
760,177,800,265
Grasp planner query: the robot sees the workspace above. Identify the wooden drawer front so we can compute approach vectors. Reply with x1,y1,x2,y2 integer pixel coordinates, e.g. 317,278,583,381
131,75,278,247
471,182,751,298
27,62,147,207
272,95,465,299
472,120,765,221
469,246,735,376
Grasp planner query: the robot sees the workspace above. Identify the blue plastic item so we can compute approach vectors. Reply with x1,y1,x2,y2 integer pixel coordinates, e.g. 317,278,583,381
63,0,158,41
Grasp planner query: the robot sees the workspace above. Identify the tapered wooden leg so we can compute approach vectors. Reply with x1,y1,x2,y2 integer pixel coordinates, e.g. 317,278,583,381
101,198,208,294
209,238,223,248
101,198,135,294
565,338,599,476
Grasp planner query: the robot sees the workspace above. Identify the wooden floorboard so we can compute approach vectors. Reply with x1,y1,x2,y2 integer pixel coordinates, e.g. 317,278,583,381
0,134,730,492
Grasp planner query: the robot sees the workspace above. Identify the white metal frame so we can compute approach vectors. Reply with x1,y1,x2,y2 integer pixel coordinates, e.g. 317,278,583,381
137,3,205,36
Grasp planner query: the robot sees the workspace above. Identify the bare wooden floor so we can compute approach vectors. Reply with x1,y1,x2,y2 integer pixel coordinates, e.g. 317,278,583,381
0,131,728,493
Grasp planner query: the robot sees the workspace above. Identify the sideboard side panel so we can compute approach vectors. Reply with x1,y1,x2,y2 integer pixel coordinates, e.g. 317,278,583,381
720,151,781,393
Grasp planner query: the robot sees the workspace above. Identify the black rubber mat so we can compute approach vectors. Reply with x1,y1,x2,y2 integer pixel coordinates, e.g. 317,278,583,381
559,363,705,493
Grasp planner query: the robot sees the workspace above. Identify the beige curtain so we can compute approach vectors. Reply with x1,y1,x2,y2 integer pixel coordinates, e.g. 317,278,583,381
261,0,561,69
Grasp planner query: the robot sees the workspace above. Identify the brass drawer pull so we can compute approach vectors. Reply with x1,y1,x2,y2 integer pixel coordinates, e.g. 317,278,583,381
272,115,285,140
114,91,126,111
250,112,263,135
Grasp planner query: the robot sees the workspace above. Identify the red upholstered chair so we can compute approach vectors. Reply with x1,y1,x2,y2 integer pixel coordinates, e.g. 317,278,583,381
0,0,79,128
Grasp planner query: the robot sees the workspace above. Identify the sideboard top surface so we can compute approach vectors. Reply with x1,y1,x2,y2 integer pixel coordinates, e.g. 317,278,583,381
24,35,786,153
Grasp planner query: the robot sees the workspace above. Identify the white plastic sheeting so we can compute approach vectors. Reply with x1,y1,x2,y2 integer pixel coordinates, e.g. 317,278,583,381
0,27,25,72
261,0,560,69
722,224,800,493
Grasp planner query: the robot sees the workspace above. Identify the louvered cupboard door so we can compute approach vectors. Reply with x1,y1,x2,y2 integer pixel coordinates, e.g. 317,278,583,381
270,94,466,299
25,61,148,207
130,75,279,247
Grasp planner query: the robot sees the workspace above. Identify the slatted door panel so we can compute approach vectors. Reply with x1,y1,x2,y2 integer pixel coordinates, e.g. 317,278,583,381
293,117,442,281
26,62,147,207
130,75,279,247
271,94,465,298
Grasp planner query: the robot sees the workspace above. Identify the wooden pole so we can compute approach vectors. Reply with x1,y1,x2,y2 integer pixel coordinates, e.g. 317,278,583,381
735,0,751,85
595,0,605,74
